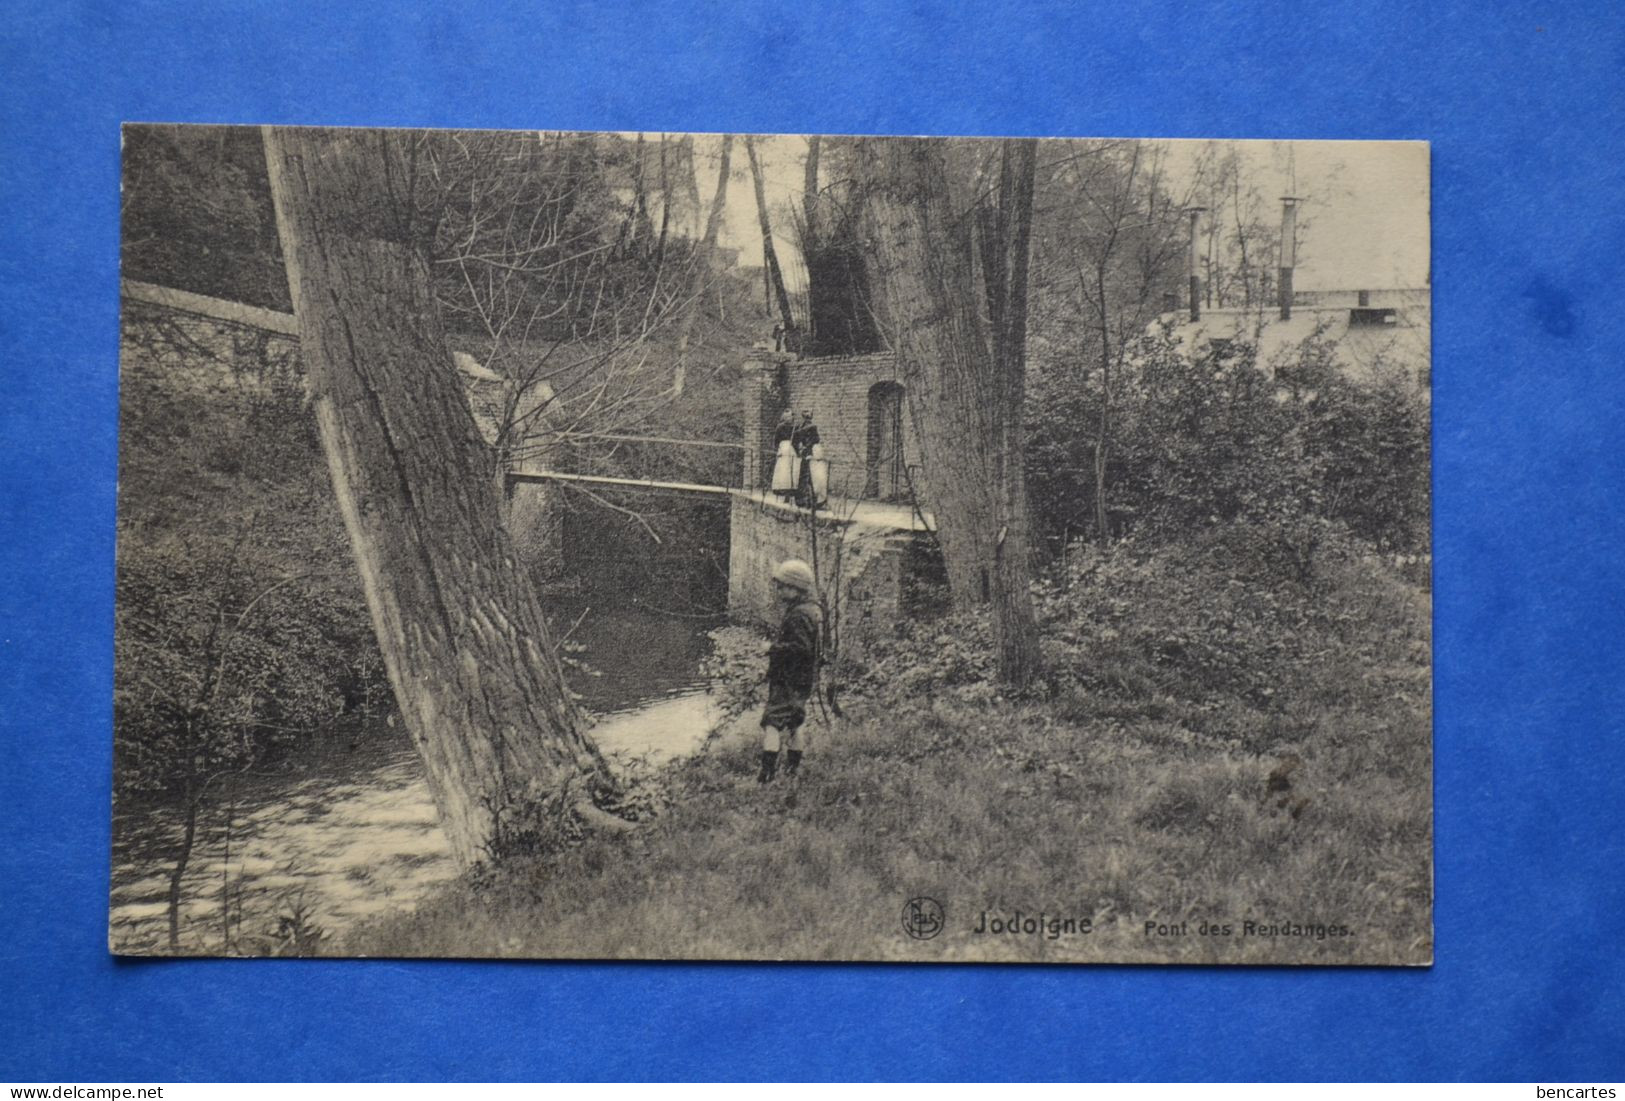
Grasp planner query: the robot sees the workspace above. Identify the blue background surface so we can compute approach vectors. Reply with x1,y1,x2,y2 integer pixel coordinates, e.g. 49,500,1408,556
2,0,1622,1082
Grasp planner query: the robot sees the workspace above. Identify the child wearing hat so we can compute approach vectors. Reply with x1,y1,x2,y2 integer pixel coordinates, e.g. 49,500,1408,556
759,558,821,782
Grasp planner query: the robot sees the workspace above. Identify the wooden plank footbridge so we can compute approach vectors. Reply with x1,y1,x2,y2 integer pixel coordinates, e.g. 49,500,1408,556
504,433,745,499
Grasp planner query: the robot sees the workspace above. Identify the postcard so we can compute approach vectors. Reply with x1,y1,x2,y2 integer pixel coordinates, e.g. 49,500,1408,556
112,126,1430,963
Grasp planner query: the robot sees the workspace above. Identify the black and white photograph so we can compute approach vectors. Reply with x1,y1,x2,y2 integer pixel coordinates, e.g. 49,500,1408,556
112,126,1430,964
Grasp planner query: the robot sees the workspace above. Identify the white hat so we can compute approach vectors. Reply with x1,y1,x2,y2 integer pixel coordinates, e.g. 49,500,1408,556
771,559,816,593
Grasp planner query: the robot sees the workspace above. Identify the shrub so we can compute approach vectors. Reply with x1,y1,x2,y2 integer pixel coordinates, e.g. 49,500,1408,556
700,625,772,722
112,529,386,799
1025,325,1429,558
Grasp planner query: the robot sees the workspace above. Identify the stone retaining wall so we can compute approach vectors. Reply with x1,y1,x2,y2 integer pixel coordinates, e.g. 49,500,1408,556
727,491,937,660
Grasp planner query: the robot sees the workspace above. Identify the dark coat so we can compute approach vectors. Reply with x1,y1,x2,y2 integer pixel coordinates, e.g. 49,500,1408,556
791,422,821,457
773,420,795,445
761,599,821,730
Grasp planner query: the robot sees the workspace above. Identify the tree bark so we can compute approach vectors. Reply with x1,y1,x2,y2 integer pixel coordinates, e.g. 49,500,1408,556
802,134,822,245
1094,323,1112,542
654,135,671,268
858,137,1043,686
679,134,703,237
671,134,734,395
262,126,609,867
166,784,198,950
745,136,797,339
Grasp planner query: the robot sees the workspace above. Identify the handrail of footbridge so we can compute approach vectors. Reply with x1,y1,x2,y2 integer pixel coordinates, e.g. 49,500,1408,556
551,432,748,452
505,432,748,498
504,470,735,497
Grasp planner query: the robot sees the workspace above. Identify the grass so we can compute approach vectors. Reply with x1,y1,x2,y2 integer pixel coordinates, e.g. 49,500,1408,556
352,545,1431,965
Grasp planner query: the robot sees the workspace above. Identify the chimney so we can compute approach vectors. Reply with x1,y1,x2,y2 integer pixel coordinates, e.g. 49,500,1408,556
1358,289,1370,307
1187,207,1205,322
1278,197,1299,320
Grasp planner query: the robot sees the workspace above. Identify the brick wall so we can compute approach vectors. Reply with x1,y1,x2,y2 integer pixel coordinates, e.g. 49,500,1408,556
727,490,932,659
740,352,793,490
742,350,924,505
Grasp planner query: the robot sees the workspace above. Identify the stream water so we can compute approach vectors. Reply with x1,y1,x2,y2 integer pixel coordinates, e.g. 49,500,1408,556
108,601,723,954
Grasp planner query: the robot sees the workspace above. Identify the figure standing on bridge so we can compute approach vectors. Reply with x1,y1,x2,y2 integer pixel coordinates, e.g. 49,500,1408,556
792,411,824,509
758,559,821,784
770,409,798,501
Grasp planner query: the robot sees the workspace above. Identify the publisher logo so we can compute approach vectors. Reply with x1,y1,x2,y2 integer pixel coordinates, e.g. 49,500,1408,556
901,896,945,940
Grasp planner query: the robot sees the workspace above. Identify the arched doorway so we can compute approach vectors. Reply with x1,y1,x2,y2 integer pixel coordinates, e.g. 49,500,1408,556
865,381,905,501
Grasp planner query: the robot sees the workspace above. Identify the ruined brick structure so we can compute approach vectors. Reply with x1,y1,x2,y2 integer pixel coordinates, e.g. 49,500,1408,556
739,350,926,505
729,349,943,656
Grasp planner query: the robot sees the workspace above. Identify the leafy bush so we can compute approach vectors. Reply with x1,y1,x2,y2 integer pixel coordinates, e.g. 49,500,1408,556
113,529,385,798
843,612,1001,706
802,524,1427,763
115,315,389,801
699,625,772,721
1025,325,1430,558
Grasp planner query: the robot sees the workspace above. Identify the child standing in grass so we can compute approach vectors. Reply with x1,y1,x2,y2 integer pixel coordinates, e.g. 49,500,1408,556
759,559,820,783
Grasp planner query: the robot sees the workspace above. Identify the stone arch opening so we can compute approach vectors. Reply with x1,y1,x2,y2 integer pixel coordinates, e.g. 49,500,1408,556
865,381,906,501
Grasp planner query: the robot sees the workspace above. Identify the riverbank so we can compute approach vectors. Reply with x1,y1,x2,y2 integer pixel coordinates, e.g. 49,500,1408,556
352,535,1432,965
110,599,724,955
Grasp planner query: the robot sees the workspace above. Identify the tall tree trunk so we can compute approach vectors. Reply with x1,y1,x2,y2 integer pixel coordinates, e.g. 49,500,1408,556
802,134,825,258
800,135,824,352
680,134,703,238
1093,377,1111,541
621,132,653,257
1093,268,1113,541
745,136,797,339
166,784,199,951
262,126,610,867
858,137,1043,686
1231,171,1253,310
671,134,734,396
654,134,671,268
802,134,822,245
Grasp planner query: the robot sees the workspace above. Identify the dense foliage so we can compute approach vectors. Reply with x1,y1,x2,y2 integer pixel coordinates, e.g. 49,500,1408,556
122,126,289,309
113,315,388,800
122,128,704,333
114,533,384,795
847,523,1426,746
1026,325,1430,560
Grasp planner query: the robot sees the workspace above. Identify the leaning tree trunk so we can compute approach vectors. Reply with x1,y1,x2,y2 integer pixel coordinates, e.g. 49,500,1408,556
166,780,199,951
262,126,610,866
802,134,822,244
746,136,798,340
858,137,1043,686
